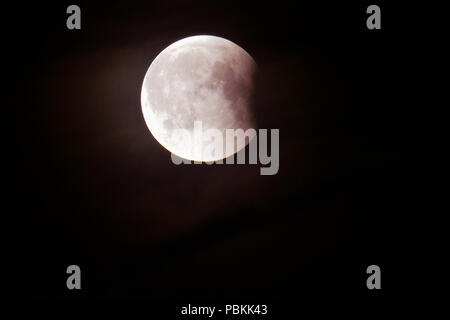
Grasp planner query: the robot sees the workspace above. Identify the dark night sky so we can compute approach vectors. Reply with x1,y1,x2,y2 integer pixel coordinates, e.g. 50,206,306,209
3,0,447,303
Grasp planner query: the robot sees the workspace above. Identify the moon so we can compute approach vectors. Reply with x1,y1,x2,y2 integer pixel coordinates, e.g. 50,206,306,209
141,35,257,162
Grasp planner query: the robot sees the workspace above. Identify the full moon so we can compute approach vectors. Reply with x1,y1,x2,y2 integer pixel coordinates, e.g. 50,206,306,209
141,35,257,162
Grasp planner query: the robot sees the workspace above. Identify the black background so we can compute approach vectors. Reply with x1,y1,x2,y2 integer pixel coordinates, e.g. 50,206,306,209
3,0,447,303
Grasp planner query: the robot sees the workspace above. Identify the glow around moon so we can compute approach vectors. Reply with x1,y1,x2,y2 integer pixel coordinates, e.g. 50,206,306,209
141,35,257,162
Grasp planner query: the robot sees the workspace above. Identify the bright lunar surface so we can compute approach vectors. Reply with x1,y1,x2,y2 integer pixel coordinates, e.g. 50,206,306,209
141,35,257,162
